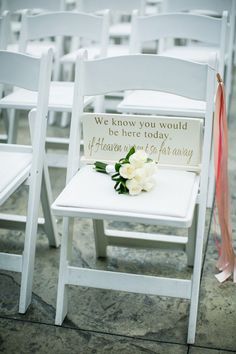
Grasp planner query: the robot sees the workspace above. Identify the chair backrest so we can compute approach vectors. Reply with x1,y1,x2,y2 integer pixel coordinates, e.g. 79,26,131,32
162,0,235,80
1,0,65,13
0,49,53,162
18,11,110,57
77,0,146,15
67,52,215,203
162,0,233,14
130,10,227,77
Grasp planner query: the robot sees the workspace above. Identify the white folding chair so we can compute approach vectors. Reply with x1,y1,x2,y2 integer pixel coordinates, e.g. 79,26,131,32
0,50,59,313
60,0,146,114
162,0,236,110
119,11,227,117
0,0,66,129
1,0,65,56
118,11,227,208
0,10,109,164
51,52,215,344
73,0,146,57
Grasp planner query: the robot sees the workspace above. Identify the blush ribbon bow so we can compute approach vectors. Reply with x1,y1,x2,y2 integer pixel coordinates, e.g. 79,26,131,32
214,73,236,282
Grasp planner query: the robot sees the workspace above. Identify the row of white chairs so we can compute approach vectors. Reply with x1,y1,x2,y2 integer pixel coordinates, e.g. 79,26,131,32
0,0,235,135
0,49,216,345
0,7,233,137
0,4,232,207
0,0,234,345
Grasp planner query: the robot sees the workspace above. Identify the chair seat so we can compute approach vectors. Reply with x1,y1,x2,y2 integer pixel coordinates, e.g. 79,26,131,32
0,81,93,112
60,44,129,64
162,45,219,63
0,145,32,205
109,23,131,38
7,41,57,57
52,165,199,227
117,90,206,117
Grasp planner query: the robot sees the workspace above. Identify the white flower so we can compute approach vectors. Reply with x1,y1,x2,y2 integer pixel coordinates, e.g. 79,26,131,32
133,167,147,183
119,163,136,179
126,178,143,195
142,177,156,192
129,150,147,168
143,161,157,177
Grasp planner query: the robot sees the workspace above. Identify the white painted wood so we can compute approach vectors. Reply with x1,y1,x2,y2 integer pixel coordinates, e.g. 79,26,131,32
0,213,45,230
0,11,10,50
0,82,93,112
3,9,109,140
67,267,192,299
83,55,209,100
52,53,215,344
162,0,235,109
0,50,59,314
0,144,32,205
120,11,225,210
1,0,65,13
186,205,198,266
0,253,22,272
105,229,187,250
55,218,71,325
93,219,107,258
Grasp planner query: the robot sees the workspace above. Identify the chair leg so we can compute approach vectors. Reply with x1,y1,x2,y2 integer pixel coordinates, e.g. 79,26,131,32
7,109,18,144
19,165,45,313
55,217,73,325
41,162,60,248
207,145,215,209
2,109,9,137
60,112,71,128
187,203,206,344
93,219,107,258
186,205,198,267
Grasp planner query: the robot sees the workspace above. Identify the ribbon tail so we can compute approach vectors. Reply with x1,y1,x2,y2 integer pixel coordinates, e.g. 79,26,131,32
214,75,236,283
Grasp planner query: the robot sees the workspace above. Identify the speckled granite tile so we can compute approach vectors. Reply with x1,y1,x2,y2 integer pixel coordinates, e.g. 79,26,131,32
194,232,236,351
189,348,236,354
0,318,188,354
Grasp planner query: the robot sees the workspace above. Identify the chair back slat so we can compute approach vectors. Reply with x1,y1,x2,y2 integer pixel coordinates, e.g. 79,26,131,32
134,12,224,45
22,11,108,41
82,55,209,101
0,50,41,91
163,0,233,14
1,0,64,12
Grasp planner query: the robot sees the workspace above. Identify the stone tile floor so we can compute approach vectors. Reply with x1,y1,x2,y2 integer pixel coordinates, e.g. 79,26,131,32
0,73,236,353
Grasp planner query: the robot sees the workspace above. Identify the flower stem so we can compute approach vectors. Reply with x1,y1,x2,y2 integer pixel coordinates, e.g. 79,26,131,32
94,161,108,174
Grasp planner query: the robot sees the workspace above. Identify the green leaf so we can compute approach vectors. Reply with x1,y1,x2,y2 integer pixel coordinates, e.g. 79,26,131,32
111,173,120,181
125,146,135,160
115,163,121,172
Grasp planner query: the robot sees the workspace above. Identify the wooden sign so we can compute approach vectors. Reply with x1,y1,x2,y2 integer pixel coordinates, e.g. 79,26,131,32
82,113,202,169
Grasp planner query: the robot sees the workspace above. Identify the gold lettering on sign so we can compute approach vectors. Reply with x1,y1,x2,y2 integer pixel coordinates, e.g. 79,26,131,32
88,137,122,156
83,114,200,166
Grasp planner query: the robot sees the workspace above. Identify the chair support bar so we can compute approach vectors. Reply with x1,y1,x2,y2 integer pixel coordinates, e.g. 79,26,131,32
0,213,45,231
105,229,187,250
0,252,22,272
67,266,192,299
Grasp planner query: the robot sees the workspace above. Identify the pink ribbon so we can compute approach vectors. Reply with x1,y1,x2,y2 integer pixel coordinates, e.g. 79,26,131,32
214,73,236,282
